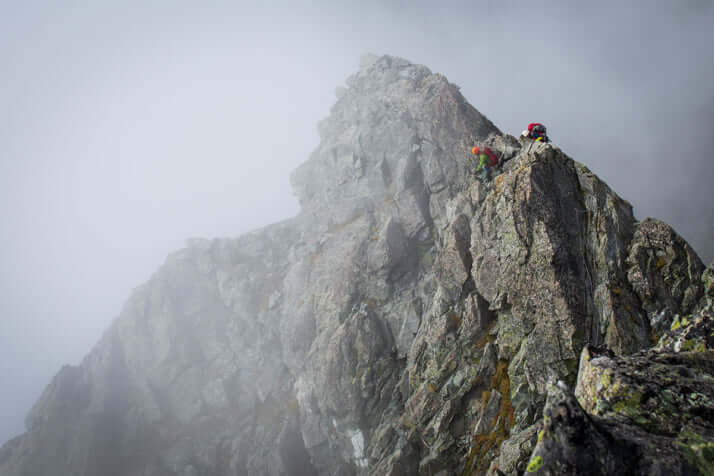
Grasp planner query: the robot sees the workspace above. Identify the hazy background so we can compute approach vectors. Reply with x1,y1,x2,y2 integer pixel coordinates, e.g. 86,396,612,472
1,0,712,444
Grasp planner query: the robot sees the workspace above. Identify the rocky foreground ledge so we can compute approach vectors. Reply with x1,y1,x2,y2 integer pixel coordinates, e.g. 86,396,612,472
1,55,710,476
526,267,713,476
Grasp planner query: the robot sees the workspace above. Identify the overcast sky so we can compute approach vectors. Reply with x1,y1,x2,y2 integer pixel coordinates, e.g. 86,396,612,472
1,1,712,444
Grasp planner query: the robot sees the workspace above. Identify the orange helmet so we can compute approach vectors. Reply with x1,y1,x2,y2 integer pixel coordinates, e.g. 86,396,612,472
472,146,480,155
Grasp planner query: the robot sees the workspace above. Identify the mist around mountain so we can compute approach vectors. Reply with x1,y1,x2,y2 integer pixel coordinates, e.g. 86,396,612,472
3,3,714,453
1,55,712,476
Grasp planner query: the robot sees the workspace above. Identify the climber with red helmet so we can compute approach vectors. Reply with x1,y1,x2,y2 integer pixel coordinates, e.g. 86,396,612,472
471,145,499,182
520,123,550,143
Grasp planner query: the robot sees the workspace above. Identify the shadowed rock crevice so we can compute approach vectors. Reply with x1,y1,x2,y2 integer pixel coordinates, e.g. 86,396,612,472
280,423,319,476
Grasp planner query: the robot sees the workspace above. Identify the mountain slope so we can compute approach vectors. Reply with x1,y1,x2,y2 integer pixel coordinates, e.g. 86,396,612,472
0,55,707,476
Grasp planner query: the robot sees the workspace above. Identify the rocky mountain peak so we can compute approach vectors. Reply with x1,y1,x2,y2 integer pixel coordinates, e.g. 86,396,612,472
291,54,498,230
1,55,710,476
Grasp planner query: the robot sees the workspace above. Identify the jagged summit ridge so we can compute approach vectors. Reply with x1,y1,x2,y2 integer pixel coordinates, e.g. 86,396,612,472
291,54,499,230
0,55,708,476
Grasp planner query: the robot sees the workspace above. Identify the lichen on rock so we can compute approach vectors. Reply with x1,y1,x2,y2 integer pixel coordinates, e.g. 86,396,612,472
528,264,714,475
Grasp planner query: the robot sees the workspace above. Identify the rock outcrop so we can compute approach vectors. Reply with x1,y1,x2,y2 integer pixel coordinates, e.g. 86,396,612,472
526,264,713,475
0,55,709,476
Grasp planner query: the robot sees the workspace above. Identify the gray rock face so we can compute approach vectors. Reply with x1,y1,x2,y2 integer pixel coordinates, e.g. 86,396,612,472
526,265,714,476
627,217,705,338
524,380,698,476
0,55,707,476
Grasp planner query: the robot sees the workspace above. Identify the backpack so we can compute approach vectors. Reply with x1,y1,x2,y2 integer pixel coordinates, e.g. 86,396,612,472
528,123,546,135
473,146,498,167
527,123,549,142
483,147,498,167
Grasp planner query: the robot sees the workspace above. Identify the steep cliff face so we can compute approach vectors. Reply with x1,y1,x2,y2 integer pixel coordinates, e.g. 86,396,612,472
0,55,708,476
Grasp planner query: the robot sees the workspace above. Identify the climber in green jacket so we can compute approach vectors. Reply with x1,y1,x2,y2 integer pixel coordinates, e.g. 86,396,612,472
472,146,498,182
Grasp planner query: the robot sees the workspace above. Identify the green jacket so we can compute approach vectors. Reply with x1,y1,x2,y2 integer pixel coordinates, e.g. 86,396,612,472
476,153,488,171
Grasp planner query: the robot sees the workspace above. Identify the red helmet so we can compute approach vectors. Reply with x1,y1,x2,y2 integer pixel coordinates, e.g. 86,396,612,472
529,123,546,134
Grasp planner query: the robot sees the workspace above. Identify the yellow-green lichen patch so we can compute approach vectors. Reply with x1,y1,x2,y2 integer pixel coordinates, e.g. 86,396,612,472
600,370,612,389
677,430,714,476
616,389,643,406
526,455,544,472
671,316,691,331
680,339,707,353
594,396,611,414
611,390,644,419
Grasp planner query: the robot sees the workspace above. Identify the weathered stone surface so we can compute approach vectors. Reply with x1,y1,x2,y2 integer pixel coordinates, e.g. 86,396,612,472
575,343,714,440
527,265,714,475
626,217,705,339
0,55,708,476
525,381,698,475
489,423,540,475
